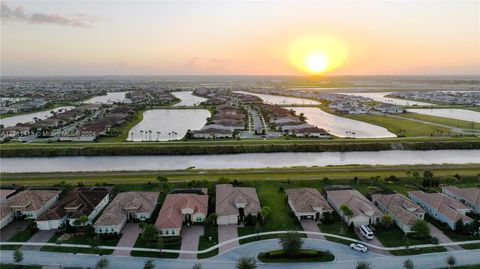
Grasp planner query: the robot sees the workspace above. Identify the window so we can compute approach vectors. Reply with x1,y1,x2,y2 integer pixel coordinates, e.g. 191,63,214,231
166,230,169,235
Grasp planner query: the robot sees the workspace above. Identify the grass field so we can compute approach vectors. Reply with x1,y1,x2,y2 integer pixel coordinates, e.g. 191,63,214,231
346,114,455,137
0,226,36,250
41,233,119,255
374,226,447,255
197,226,218,259
400,112,480,131
130,235,180,259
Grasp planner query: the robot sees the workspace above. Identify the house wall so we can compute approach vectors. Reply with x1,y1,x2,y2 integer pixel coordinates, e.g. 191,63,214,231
69,193,110,227
217,215,238,225
36,215,68,231
159,228,181,237
95,224,122,234
443,189,480,214
327,196,379,227
0,214,14,229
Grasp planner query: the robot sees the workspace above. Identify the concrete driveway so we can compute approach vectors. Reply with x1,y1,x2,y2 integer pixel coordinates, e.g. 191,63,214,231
428,223,463,251
179,225,204,259
218,225,239,253
113,223,140,256
21,230,56,251
354,228,389,255
0,221,29,242
300,220,324,240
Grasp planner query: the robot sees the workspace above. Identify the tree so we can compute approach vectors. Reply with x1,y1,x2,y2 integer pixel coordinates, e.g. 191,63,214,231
73,215,89,233
456,219,464,234
236,256,257,269
356,261,372,269
412,171,420,182
192,263,202,269
423,170,434,181
96,258,109,269
156,237,164,253
411,219,430,238
446,256,456,269
403,259,414,269
143,260,155,269
204,213,217,226
141,224,159,245
260,206,271,223
382,214,394,229
156,175,168,189
340,204,353,227
279,231,303,257
13,249,23,265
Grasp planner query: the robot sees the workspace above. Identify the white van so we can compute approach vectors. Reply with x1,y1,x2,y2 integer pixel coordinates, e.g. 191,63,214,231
359,224,374,240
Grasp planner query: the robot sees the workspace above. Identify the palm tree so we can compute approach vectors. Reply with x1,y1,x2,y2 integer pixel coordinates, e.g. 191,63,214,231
148,130,152,141
340,204,353,227
446,256,456,269
156,131,161,141
130,132,134,141
95,258,109,269
403,259,414,269
140,130,144,141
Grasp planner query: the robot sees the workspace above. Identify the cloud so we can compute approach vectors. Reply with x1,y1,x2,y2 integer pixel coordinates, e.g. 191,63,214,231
1,2,95,28
185,57,200,68
210,58,231,67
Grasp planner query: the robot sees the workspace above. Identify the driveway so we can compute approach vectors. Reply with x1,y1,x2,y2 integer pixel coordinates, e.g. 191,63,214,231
179,225,204,259
300,220,324,240
21,230,56,251
113,223,140,256
0,221,29,242
428,223,463,251
218,225,239,253
354,228,389,255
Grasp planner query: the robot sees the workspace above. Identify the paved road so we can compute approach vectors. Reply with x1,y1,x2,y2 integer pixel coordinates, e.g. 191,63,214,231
218,225,239,253
2,242,480,269
21,230,56,251
354,228,389,255
112,223,140,256
300,220,325,240
0,221,29,242
179,225,204,259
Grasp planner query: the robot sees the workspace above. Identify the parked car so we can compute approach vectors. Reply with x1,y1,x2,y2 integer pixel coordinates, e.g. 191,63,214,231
350,243,368,253
359,224,374,240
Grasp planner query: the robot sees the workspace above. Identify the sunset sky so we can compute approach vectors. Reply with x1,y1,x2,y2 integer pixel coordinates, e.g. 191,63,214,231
1,0,479,76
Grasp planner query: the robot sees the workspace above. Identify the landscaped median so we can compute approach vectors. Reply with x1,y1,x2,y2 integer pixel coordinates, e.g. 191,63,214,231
258,249,335,263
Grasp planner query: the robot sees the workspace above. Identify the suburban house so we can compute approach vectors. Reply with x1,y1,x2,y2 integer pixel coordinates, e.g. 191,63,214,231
36,187,113,230
155,192,208,237
291,127,330,138
192,124,234,139
326,189,383,226
0,190,61,229
408,191,473,230
442,186,480,214
285,188,333,221
94,191,159,234
216,184,261,225
371,193,426,233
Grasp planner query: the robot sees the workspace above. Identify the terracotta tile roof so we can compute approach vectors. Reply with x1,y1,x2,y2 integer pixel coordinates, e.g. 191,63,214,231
0,190,60,219
286,188,332,213
215,184,261,216
371,193,425,225
326,189,383,218
442,186,480,206
94,192,159,227
408,191,473,223
155,193,208,229
0,189,16,201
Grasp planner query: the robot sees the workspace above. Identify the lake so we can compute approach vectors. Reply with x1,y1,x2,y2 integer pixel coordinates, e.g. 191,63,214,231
339,92,434,106
84,91,131,104
1,150,478,173
1,106,75,127
127,109,210,141
407,109,480,123
235,91,320,105
172,91,207,106
286,107,396,138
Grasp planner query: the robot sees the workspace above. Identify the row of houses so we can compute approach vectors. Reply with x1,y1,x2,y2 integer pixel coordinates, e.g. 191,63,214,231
192,105,247,139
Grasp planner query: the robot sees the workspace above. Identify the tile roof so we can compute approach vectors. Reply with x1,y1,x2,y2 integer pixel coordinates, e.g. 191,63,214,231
94,191,159,227
408,191,473,223
442,186,480,206
37,187,111,221
155,193,208,229
0,189,16,201
286,188,332,213
326,189,383,218
371,193,425,226
215,184,261,216
0,190,60,220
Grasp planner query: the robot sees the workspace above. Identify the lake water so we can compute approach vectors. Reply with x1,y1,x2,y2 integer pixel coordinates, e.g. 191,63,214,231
172,91,207,106
339,92,434,106
286,107,396,138
84,91,130,104
235,91,320,105
1,106,75,127
407,109,480,123
127,109,210,141
1,150,478,173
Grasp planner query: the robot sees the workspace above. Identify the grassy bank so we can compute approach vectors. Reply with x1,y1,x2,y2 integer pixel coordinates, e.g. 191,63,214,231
257,249,335,263
400,112,480,131
1,138,479,157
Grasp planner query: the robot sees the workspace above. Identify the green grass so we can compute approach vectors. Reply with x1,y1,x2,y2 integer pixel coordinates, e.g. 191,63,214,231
346,114,456,137
373,226,447,255
0,265,43,269
436,266,480,269
40,233,119,255
0,225,36,250
401,112,480,130
318,213,360,245
96,109,145,143
130,235,181,259
197,225,218,259
257,249,335,263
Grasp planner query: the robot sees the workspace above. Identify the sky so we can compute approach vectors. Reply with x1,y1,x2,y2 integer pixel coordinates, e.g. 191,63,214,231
1,0,479,76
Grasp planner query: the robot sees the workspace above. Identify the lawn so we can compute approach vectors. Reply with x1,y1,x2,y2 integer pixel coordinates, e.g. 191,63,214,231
373,226,447,255
40,232,120,255
257,249,335,263
0,224,36,250
317,212,360,245
401,112,480,131
130,235,181,259
197,225,218,259
0,265,43,269
346,114,455,137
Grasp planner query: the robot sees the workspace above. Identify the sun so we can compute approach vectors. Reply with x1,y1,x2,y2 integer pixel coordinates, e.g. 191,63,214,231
288,35,348,75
